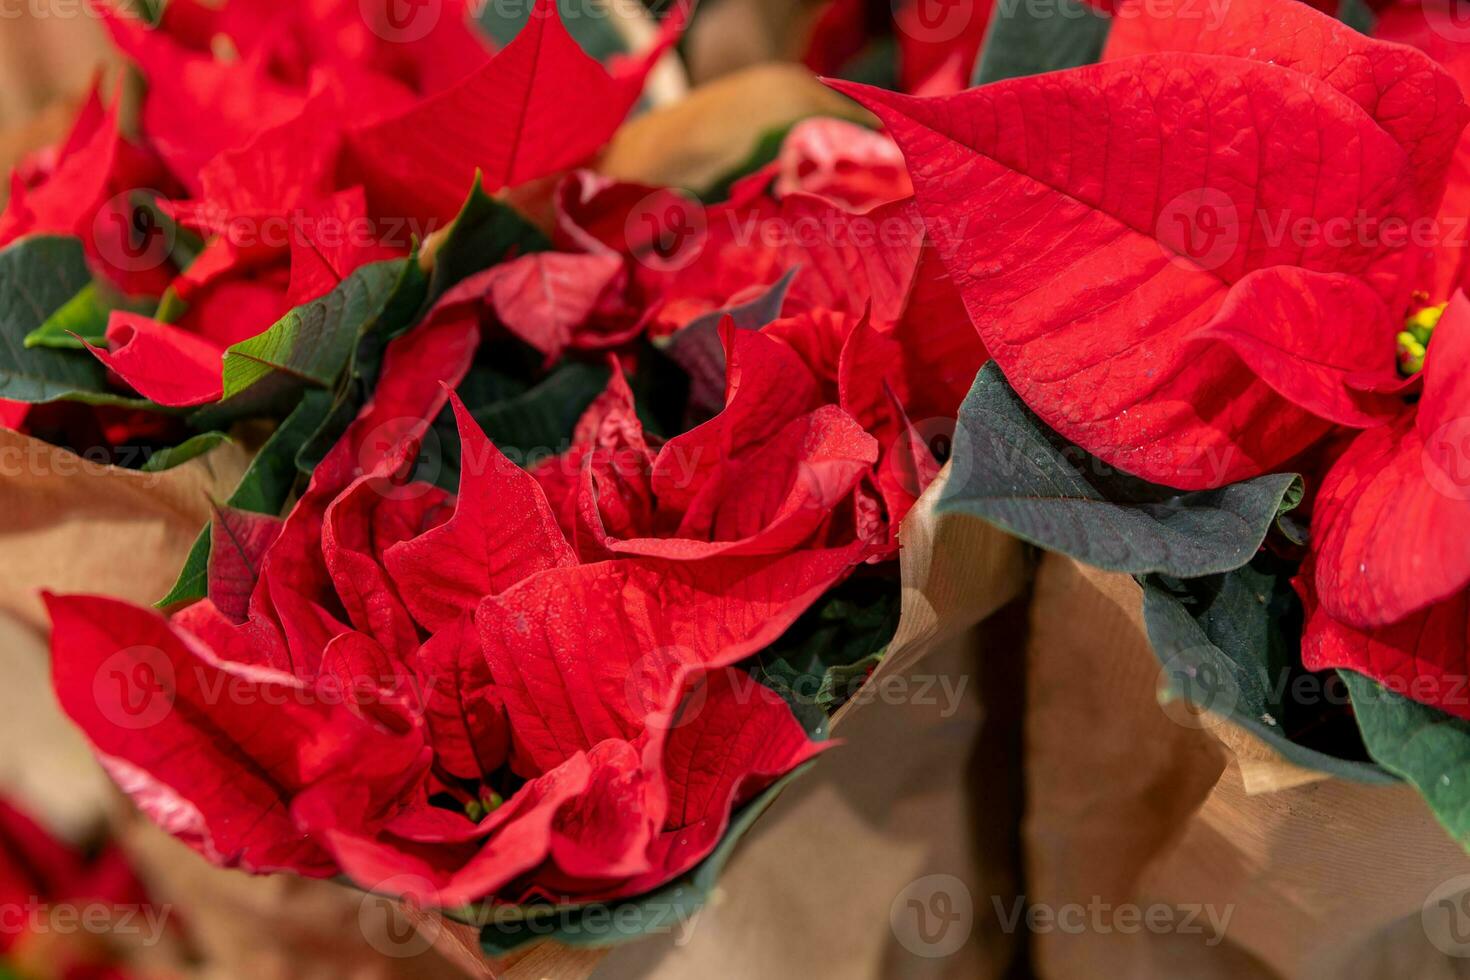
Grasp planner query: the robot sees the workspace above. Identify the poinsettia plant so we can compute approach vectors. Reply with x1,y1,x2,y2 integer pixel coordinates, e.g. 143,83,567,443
22,0,996,960
834,0,1470,847
0,0,681,465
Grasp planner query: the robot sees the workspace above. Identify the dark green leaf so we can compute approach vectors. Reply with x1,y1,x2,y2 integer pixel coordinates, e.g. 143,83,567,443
220,259,408,398
972,0,1111,86
1143,562,1391,782
188,371,308,434
140,431,230,473
157,390,333,608
662,269,796,420
471,359,610,456
755,574,901,726
1338,0,1376,34
420,358,610,492
700,124,799,203
293,251,431,474
1343,670,1470,847
833,37,900,90
475,0,631,59
0,237,114,403
425,176,550,306
940,363,1302,577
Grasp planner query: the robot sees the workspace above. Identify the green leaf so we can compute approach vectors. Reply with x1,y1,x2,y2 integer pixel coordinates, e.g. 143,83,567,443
425,176,550,306
662,269,796,420
755,574,901,727
700,124,799,203
140,431,230,473
1143,561,1391,783
475,0,630,61
157,389,333,608
294,251,432,475
940,363,1302,577
220,259,408,399
475,764,814,957
424,358,611,491
0,236,114,403
471,359,610,454
1338,0,1376,34
972,0,1111,86
23,282,153,350
1343,671,1470,847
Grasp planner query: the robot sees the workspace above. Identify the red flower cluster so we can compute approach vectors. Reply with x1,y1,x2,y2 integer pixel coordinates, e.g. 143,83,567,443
1,0,681,428
45,89,985,907
847,0,1470,719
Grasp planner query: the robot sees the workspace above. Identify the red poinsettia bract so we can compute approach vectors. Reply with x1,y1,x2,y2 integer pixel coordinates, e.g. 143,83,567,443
44,285,910,905
834,0,1468,490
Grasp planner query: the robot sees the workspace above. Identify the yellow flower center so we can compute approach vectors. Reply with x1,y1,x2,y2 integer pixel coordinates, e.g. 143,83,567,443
1398,302,1445,376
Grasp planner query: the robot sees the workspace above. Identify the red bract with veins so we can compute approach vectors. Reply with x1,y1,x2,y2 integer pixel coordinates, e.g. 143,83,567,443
46,276,913,905
834,0,1469,491
1286,1,1470,718
1298,293,1470,717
